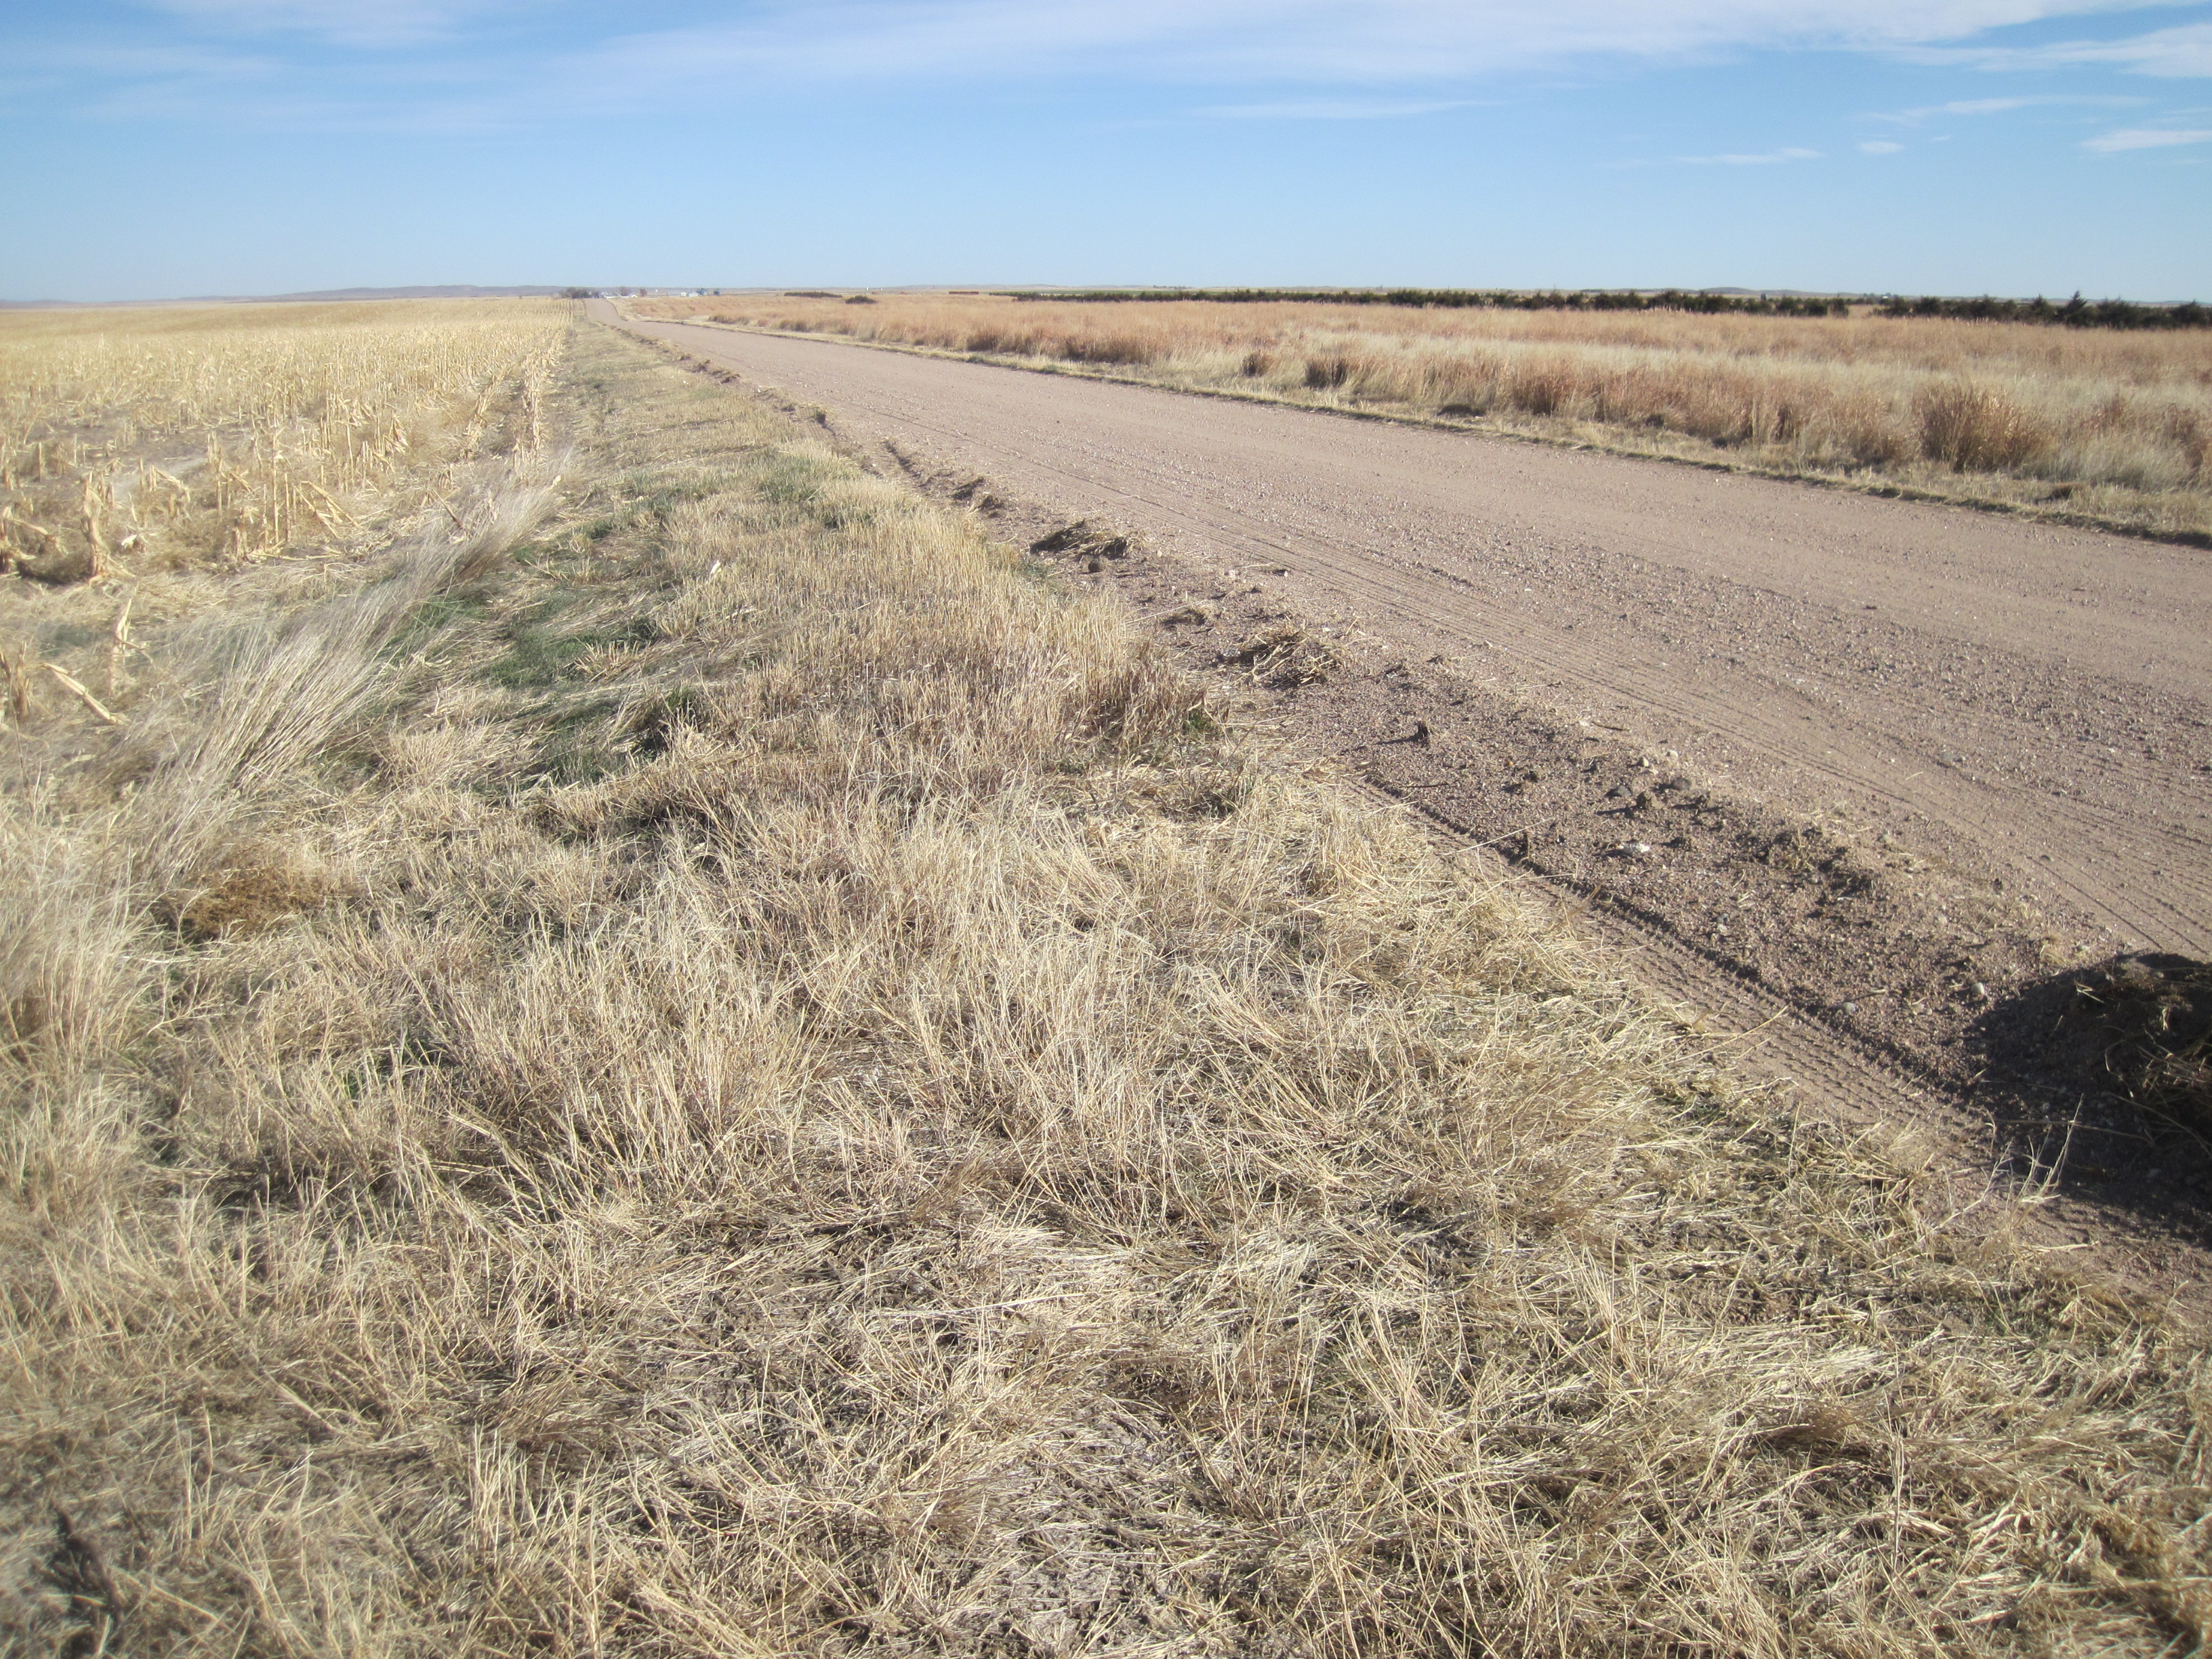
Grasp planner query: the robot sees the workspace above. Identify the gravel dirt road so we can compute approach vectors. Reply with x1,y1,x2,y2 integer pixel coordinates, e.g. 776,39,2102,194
607,304,2212,1289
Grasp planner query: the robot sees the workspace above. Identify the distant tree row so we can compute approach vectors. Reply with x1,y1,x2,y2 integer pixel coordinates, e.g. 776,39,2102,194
560,287,731,299
1872,292,2209,329
1006,289,1851,316
1001,288,2209,328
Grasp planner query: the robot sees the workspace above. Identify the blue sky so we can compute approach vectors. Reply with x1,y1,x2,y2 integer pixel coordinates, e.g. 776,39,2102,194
3,1,2207,300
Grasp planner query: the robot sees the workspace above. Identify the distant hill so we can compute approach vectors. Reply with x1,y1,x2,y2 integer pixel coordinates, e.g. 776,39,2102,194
233,285,575,302
1,284,586,309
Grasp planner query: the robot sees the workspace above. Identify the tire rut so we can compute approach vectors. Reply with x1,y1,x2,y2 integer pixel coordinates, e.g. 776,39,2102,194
1345,774,1982,1144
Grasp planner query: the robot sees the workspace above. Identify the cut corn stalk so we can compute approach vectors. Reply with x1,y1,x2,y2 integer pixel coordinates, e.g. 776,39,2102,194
43,661,121,724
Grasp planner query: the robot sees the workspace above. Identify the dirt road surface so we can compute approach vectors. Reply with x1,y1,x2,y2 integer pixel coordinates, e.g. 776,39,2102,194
606,304,2212,1290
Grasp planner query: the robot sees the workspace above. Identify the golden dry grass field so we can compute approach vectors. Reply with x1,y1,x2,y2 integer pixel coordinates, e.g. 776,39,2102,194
632,293,2212,544
1,301,566,578
3,302,2209,1656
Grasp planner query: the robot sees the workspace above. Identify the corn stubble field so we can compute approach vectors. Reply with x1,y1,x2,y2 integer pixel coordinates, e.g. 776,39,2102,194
1,300,2208,1657
632,293,2212,544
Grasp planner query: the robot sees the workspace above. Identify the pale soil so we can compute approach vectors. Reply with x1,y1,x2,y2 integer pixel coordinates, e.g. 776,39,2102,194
608,304,2212,1293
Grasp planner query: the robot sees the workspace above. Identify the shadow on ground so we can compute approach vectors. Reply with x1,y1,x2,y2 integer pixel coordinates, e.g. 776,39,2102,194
1969,954,2212,1223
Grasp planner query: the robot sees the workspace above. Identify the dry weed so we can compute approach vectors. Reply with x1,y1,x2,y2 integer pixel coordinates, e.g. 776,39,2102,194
1917,380,2053,472
1230,621,1337,689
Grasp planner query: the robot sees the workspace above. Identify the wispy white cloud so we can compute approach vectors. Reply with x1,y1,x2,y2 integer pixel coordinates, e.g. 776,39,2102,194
1194,98,1466,119
1859,138,1905,150
11,39,280,77
1908,20,2212,78
2084,122,2212,146
140,0,503,46
1675,145,1822,164
0,37,276,115
2,12,497,129
554,2,2202,91
26,0,2210,131
1609,143,1825,167
1917,94,2042,112
1868,93,2147,123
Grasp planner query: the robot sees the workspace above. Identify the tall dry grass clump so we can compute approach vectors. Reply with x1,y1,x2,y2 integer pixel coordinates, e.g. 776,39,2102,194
1916,379,2053,472
0,300,565,575
642,293,2212,539
3,319,2208,1656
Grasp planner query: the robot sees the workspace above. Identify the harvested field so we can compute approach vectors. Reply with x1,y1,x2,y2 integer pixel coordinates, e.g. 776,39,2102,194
3,308,2210,1657
630,292,2212,543
0,300,566,575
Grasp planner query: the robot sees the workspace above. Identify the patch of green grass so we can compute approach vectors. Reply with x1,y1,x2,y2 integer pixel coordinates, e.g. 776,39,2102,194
382,592,489,659
504,538,561,567
616,470,720,520
558,476,730,555
487,628,592,690
486,597,659,691
41,621,100,652
748,450,840,510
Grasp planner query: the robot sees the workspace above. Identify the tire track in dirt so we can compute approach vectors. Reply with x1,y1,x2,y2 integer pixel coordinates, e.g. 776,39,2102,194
1345,771,2211,1313
1346,773,1971,1129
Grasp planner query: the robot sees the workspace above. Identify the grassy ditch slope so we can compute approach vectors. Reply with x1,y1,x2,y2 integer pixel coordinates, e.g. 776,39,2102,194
636,293,2212,545
3,309,2209,1656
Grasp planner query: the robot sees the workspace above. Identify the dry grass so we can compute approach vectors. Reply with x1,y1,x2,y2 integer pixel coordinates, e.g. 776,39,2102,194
0,300,567,575
2,314,2208,1657
636,294,2212,541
